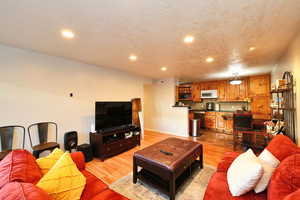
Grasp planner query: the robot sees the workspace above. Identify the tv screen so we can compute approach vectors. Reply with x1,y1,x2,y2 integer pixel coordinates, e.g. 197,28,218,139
95,102,132,131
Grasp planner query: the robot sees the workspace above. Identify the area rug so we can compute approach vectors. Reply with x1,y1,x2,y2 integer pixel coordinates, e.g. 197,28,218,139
110,165,216,200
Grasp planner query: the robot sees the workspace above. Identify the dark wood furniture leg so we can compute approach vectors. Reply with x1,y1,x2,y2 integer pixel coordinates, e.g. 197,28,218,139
133,157,138,184
200,146,203,169
169,173,176,200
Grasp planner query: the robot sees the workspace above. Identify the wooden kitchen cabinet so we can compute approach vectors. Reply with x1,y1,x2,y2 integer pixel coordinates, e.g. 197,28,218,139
192,83,201,102
251,96,271,120
218,81,227,101
249,75,270,97
205,112,216,129
225,119,233,133
226,78,248,101
216,112,226,130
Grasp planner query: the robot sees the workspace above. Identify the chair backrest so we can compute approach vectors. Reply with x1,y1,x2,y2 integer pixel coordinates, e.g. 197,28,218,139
28,122,57,147
0,126,25,152
233,113,253,130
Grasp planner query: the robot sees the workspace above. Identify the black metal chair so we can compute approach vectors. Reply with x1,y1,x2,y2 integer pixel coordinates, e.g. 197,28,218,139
233,113,268,152
28,122,60,158
0,125,25,160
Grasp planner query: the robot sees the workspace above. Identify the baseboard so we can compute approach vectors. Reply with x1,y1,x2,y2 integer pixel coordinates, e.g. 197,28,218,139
144,128,188,138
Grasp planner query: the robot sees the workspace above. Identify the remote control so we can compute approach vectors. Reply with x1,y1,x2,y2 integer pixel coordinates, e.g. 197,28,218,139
160,150,173,156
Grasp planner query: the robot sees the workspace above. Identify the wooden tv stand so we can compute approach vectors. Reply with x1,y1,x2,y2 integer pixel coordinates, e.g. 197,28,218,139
90,126,141,161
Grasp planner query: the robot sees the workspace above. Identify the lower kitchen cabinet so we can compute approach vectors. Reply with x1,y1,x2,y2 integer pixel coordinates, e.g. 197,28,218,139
216,112,226,130
216,112,233,133
205,112,216,129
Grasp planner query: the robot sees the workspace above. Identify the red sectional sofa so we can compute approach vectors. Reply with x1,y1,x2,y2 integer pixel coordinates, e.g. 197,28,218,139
0,150,128,200
204,135,300,200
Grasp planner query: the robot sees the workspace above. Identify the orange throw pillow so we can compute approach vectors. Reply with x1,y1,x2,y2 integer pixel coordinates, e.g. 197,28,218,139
0,182,51,200
0,150,42,189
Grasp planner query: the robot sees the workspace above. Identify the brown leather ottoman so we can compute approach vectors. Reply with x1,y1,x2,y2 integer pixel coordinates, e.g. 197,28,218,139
133,137,203,200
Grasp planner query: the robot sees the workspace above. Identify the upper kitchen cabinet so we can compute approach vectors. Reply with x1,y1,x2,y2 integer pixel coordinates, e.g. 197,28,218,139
251,96,271,119
176,84,193,101
249,74,271,97
225,78,248,101
217,80,227,101
192,83,201,102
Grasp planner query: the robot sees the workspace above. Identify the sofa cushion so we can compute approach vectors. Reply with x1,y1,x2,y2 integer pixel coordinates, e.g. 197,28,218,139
71,151,86,171
0,150,42,189
0,182,51,200
265,135,299,161
37,152,86,200
227,149,263,196
36,148,64,175
268,154,300,200
80,170,108,200
204,172,267,200
283,189,300,200
90,189,129,200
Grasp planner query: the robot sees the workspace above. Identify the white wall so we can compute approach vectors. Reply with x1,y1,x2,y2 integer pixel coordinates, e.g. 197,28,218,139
144,78,189,137
272,32,300,145
0,44,150,150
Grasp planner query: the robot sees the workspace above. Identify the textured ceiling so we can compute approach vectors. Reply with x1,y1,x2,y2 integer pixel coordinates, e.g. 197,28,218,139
0,0,300,80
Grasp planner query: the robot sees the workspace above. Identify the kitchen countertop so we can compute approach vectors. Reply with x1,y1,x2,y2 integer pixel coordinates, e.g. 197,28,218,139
189,109,235,112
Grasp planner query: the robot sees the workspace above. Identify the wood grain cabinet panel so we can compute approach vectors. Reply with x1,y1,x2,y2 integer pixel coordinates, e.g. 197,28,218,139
205,114,216,129
192,83,201,102
251,96,271,120
216,112,226,129
218,81,227,101
225,119,233,133
249,75,270,97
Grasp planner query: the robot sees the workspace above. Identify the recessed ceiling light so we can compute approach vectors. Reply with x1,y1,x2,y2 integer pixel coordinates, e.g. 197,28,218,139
129,54,138,61
183,35,194,44
249,46,256,51
61,30,75,39
206,57,214,63
161,67,167,71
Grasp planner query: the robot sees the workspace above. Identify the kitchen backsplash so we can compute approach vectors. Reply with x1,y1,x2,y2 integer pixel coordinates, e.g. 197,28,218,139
191,99,250,111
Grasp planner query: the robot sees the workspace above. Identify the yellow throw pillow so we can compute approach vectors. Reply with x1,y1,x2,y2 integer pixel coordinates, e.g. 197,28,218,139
36,152,86,200
36,148,64,175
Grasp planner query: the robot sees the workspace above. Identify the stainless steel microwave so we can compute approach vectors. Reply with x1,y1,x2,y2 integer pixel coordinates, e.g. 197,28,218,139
200,90,218,99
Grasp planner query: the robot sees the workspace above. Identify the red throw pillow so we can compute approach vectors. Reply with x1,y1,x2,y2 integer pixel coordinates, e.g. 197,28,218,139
268,154,300,200
266,135,299,161
0,182,51,200
0,150,42,189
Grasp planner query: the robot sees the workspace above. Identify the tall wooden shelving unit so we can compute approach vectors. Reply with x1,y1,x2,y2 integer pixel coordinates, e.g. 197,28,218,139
271,72,296,142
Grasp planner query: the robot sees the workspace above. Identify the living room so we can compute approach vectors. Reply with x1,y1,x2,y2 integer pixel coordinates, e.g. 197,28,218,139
0,1,300,200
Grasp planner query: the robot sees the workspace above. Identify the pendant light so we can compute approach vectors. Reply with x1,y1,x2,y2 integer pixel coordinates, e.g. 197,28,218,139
230,73,242,85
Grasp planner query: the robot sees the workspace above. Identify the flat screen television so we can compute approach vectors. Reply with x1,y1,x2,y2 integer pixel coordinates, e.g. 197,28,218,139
95,102,132,131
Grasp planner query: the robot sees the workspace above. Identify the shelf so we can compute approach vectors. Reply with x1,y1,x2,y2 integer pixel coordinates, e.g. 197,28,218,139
271,88,293,93
271,107,295,111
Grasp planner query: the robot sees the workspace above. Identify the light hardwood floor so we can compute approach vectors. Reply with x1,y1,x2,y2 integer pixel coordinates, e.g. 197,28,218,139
86,130,236,184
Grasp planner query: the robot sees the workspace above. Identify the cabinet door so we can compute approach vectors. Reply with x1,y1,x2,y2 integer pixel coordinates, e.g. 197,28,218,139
225,119,233,133
216,113,226,129
192,83,201,102
238,78,248,100
226,83,239,101
205,115,216,129
218,81,227,101
207,81,219,90
249,75,270,97
251,96,271,119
